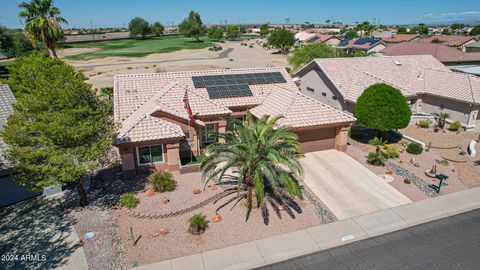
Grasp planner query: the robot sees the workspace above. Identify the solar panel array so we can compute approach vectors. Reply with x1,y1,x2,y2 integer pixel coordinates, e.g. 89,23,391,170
191,72,286,99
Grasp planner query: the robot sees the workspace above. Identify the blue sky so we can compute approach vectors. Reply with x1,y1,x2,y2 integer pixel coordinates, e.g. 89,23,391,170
1,0,480,28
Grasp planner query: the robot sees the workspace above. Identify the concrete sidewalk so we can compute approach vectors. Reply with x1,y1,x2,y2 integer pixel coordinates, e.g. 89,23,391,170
135,187,480,270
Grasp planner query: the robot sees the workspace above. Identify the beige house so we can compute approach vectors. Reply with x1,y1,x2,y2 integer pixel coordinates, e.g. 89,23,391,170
114,67,355,178
296,55,480,129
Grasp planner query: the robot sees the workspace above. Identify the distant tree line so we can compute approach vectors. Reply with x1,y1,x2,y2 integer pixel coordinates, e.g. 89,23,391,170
128,17,164,39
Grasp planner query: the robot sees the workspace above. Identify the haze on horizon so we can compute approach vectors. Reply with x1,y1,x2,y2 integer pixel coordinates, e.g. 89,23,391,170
1,0,480,28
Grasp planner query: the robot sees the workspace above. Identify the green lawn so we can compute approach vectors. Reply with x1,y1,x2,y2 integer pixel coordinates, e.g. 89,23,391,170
0,61,14,67
64,36,213,60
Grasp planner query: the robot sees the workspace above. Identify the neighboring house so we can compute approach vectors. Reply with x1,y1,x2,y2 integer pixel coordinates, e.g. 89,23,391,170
295,55,480,129
315,35,342,46
372,30,397,39
466,41,480,53
415,35,478,52
294,31,320,45
381,34,420,44
0,84,39,207
336,38,387,54
380,42,480,66
113,67,355,178
428,28,443,36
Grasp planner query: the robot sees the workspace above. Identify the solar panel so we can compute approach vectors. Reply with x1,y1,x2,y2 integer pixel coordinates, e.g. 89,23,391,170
192,72,285,99
206,84,252,99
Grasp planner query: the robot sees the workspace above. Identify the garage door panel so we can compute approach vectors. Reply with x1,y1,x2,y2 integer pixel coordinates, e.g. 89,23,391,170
295,128,336,152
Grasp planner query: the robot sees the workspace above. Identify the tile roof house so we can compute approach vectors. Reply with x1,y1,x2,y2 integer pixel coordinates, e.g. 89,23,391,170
114,67,355,178
0,84,15,172
466,41,480,53
336,38,387,54
380,42,480,65
415,35,478,52
295,55,480,129
0,84,39,207
380,34,420,44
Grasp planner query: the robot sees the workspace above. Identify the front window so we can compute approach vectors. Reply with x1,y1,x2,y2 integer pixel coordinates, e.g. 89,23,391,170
203,123,217,143
137,145,164,165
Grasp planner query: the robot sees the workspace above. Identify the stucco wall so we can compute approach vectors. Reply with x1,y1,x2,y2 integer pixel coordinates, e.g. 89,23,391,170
299,67,345,110
419,95,474,126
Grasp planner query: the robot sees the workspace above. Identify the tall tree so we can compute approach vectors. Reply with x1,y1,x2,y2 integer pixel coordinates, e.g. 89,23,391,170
128,17,151,39
151,21,165,37
178,10,206,41
470,25,480,36
288,43,347,70
207,26,224,41
268,28,295,53
259,23,269,37
354,83,411,133
1,53,115,207
18,0,67,58
201,113,304,223
226,25,241,40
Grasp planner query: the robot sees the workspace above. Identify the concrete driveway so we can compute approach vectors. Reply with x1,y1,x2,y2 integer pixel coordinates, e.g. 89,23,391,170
301,150,411,220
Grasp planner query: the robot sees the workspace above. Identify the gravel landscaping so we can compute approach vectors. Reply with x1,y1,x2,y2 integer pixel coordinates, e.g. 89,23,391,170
347,134,467,202
116,171,333,268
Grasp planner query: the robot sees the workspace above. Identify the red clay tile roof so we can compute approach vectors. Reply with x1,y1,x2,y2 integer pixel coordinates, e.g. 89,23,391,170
301,55,480,105
380,42,480,63
415,35,477,47
250,86,355,128
114,67,296,124
381,34,419,43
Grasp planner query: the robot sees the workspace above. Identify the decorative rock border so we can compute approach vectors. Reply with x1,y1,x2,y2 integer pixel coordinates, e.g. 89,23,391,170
386,162,442,197
126,188,236,219
302,189,335,223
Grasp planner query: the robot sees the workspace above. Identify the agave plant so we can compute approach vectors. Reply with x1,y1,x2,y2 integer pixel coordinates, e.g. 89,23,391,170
201,112,305,224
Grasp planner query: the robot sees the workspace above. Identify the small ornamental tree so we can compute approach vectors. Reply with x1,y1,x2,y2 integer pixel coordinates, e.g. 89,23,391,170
178,10,206,41
226,25,240,40
151,22,165,37
207,26,223,41
268,28,295,53
128,17,151,39
354,83,411,134
1,53,115,207
259,23,269,37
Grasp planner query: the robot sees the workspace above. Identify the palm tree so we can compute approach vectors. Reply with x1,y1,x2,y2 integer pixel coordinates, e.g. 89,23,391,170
201,113,305,223
18,0,67,58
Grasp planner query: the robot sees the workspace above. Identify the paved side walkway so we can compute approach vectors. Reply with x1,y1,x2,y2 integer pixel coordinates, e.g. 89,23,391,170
301,150,411,219
135,187,480,270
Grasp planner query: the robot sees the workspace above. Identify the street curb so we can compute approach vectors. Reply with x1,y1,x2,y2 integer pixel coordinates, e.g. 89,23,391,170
134,187,480,270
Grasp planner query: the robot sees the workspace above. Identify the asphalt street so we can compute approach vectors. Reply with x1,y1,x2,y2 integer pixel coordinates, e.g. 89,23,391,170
256,209,480,270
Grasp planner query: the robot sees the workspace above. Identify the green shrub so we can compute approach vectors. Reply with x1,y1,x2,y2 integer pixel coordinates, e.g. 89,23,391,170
368,136,386,146
418,119,430,128
188,213,209,235
368,151,387,166
120,193,138,209
406,143,423,155
149,170,176,192
440,159,449,166
384,145,400,159
449,121,462,131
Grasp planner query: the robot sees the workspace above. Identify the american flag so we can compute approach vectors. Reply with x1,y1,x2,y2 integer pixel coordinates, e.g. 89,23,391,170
183,88,194,124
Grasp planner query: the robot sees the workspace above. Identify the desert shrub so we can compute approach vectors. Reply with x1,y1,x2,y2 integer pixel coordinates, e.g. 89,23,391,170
440,159,449,166
449,121,462,131
384,145,400,158
188,213,209,235
149,170,176,192
368,151,387,166
120,193,138,209
368,136,386,146
418,119,430,128
406,143,423,155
